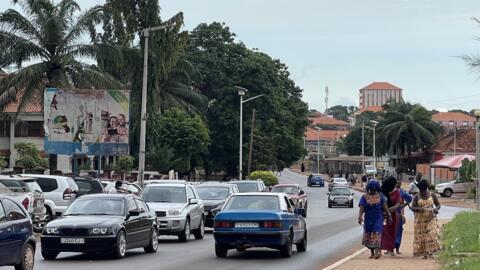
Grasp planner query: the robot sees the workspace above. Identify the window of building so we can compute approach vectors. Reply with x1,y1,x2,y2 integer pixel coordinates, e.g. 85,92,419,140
15,121,43,137
449,121,454,126
463,121,468,126
0,121,10,137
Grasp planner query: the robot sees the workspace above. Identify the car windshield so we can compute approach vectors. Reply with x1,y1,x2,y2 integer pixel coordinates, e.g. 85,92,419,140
24,180,42,193
331,188,351,196
142,186,187,203
234,182,259,192
311,176,323,180
64,198,125,216
271,186,297,194
0,179,29,193
196,187,229,200
334,179,347,184
224,195,280,210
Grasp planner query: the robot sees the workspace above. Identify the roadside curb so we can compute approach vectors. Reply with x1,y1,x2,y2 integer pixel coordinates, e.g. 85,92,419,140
321,247,368,270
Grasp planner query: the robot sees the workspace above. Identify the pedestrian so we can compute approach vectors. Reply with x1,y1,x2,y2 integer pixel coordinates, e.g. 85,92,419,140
358,180,391,259
380,176,402,255
395,179,413,254
301,162,305,173
411,179,441,259
109,181,128,194
362,174,368,189
408,173,422,195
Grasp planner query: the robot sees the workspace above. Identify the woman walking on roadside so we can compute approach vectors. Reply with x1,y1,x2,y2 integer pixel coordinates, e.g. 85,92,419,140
411,179,441,259
380,176,402,255
395,179,412,254
358,180,391,259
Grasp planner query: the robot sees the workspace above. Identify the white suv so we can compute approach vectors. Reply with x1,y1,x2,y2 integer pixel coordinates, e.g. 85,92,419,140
21,174,79,220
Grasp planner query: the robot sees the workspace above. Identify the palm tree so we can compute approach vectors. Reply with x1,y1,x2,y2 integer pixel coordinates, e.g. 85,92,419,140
0,0,123,112
376,102,442,171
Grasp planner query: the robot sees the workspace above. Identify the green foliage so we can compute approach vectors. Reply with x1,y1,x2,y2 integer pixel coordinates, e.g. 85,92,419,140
0,0,123,111
249,171,278,186
325,105,357,122
146,144,178,174
440,212,480,270
114,156,135,174
0,157,6,170
78,160,92,171
14,142,48,169
458,159,475,182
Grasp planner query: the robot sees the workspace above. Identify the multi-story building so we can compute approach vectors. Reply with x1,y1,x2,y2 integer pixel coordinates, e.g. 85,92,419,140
359,82,402,109
432,112,475,133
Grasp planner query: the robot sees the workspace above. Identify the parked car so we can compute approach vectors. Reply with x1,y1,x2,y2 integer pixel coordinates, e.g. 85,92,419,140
229,180,267,193
328,178,349,191
271,184,307,216
196,182,239,227
20,174,79,221
328,187,354,208
0,175,46,232
435,179,473,197
307,174,325,187
0,195,36,270
41,194,158,260
141,182,205,242
213,193,307,258
74,177,105,197
101,180,142,195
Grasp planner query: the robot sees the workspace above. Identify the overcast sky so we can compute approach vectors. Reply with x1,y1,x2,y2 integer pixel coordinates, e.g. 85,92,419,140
2,0,480,111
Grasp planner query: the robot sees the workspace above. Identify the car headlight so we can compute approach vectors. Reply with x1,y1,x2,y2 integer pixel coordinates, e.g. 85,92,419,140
89,227,113,235
44,227,59,235
168,209,182,216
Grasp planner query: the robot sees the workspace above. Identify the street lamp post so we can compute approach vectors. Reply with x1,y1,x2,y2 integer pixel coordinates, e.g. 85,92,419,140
371,120,378,178
235,86,264,180
316,127,321,174
474,110,480,211
362,118,365,175
138,25,167,187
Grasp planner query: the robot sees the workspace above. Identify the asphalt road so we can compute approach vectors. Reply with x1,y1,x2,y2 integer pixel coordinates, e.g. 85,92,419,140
2,170,467,270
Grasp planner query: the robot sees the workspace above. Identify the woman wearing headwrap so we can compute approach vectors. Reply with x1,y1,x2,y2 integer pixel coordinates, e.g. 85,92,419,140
358,180,391,259
380,176,402,255
411,179,441,259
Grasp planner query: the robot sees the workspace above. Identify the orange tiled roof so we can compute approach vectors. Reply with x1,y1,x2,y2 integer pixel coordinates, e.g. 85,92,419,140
2,89,43,113
360,82,401,91
433,129,475,153
432,112,475,122
354,106,383,116
304,127,349,142
309,116,349,126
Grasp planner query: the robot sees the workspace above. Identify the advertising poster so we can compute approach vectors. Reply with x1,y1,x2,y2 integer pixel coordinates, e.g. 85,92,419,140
44,88,130,156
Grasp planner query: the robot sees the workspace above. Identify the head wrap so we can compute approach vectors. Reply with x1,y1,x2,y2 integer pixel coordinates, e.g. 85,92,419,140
381,176,398,207
366,180,381,192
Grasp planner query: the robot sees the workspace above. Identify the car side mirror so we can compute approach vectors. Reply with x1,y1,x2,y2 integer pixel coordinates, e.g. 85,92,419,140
294,208,305,216
55,212,62,217
128,210,140,217
299,190,305,195
189,198,198,205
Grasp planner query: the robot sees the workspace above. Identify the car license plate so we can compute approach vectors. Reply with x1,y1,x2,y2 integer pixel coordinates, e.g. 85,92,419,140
235,222,259,228
61,238,85,244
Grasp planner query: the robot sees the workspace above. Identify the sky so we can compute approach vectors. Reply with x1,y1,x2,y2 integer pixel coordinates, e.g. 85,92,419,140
2,0,480,111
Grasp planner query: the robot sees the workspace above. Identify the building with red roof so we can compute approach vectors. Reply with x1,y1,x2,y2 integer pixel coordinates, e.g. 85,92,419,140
432,112,475,133
359,82,402,109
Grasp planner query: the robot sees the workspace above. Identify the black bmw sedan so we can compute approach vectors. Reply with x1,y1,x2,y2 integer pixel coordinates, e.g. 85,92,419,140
41,194,158,260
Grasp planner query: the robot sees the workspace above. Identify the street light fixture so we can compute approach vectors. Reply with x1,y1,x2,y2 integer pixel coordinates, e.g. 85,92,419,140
138,24,167,187
235,86,264,180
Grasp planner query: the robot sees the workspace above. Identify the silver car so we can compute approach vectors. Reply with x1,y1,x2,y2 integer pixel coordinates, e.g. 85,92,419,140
141,183,205,242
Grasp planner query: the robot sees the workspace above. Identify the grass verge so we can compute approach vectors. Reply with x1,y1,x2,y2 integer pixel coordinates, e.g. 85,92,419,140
440,212,480,270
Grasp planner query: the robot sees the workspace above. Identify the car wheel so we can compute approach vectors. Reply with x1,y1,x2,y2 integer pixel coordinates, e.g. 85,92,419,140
15,243,35,270
349,201,354,208
280,232,293,258
215,243,228,258
144,227,158,253
41,250,58,261
296,230,307,252
236,247,246,252
443,189,453,197
193,217,205,240
114,230,127,259
178,218,191,242
328,203,332,208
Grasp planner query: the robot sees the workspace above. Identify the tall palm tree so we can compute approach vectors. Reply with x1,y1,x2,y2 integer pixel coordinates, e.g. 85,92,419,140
376,102,442,169
0,0,123,112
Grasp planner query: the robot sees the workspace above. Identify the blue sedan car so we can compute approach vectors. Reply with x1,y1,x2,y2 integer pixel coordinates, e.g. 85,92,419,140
213,193,307,258
0,195,36,270
307,174,325,187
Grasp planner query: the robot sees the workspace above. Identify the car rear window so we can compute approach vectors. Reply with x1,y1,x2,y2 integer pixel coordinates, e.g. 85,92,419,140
224,195,280,210
66,177,79,191
233,182,260,193
23,180,42,193
0,179,29,193
76,180,104,194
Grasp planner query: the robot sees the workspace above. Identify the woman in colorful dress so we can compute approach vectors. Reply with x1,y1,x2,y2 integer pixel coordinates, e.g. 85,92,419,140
358,180,391,259
380,176,402,255
411,179,441,259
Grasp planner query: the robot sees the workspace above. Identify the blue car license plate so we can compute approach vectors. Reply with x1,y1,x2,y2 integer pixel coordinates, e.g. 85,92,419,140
235,222,259,228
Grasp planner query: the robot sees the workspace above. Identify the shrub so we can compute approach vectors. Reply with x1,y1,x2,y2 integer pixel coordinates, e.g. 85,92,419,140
249,171,278,186
14,142,48,169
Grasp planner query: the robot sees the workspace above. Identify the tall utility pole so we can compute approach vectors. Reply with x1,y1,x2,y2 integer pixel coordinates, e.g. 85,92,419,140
453,127,457,156
138,25,167,187
361,118,365,175
371,120,378,178
316,127,321,173
247,109,256,176
475,110,480,211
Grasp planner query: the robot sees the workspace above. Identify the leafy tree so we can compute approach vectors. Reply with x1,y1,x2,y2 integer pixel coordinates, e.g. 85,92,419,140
448,109,470,115
156,108,210,175
115,156,135,180
0,156,7,171
146,144,179,174
340,126,373,156
249,171,278,186
376,102,442,172
325,105,357,121
0,0,123,110
186,23,309,177
14,142,48,170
